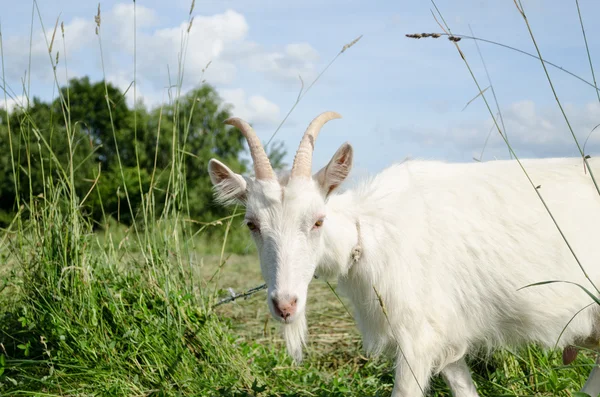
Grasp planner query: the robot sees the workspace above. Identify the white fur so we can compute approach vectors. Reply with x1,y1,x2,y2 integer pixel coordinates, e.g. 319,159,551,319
209,153,600,397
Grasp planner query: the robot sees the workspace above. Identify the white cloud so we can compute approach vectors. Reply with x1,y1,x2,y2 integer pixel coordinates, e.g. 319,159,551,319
233,41,319,83
499,100,600,149
95,5,318,90
1,4,317,121
0,95,27,113
91,7,247,91
391,99,600,161
221,88,280,127
1,16,95,86
112,3,158,28
285,43,319,62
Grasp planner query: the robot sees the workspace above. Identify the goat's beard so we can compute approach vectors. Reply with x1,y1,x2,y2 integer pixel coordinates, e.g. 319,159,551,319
282,312,307,363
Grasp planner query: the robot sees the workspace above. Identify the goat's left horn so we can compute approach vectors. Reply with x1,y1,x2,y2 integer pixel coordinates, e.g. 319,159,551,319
224,117,275,180
290,111,342,179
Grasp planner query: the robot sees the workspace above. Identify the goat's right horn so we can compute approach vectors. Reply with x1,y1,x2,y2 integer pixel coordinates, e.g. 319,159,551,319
291,111,342,179
224,117,275,180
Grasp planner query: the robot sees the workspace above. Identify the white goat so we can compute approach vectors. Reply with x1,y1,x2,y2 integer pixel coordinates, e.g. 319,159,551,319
208,111,600,397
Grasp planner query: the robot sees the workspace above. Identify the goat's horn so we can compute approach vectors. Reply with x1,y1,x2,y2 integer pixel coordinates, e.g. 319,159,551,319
291,111,342,179
224,117,275,180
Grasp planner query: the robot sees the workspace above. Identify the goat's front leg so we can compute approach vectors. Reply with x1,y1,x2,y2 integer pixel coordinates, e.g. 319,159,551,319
440,357,480,397
391,348,434,397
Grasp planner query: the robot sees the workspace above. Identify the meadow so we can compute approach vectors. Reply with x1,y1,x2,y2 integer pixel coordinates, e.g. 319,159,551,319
1,1,600,396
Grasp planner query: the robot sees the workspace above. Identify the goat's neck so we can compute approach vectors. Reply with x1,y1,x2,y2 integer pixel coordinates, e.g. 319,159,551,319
317,192,361,279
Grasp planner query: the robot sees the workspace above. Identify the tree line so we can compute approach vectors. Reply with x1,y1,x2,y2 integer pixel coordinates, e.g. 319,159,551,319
0,77,286,230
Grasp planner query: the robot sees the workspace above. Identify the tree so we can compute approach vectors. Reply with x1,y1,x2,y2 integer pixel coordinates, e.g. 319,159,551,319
57,77,136,167
0,97,96,226
0,77,288,237
145,85,248,223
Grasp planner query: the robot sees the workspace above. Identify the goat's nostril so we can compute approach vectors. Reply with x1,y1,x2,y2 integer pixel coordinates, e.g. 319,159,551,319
272,295,298,320
271,298,281,314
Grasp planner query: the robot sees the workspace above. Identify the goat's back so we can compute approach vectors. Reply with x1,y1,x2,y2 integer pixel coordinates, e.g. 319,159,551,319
343,157,600,356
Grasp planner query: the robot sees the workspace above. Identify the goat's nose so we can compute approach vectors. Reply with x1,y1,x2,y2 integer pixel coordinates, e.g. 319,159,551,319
272,296,298,320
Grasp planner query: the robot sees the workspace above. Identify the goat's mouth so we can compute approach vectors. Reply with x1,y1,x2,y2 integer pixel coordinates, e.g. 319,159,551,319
268,303,304,325
271,309,301,324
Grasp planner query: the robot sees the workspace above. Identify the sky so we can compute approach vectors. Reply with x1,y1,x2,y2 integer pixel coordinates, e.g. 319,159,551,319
2,0,600,178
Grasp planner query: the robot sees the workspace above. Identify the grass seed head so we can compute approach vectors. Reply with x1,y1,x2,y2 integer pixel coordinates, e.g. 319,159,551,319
406,32,443,39
342,34,363,53
95,4,101,29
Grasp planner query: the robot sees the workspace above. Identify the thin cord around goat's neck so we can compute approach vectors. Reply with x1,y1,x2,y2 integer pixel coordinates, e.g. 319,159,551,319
323,219,362,320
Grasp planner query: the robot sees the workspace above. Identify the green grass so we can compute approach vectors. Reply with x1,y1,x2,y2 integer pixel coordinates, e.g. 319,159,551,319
1,0,600,396
1,211,598,396
0,202,394,396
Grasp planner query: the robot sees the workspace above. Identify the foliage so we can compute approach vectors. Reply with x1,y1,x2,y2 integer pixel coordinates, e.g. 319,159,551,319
0,77,285,251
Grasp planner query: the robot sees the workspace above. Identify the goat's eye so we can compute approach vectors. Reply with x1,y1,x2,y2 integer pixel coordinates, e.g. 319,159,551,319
313,219,324,228
247,222,258,231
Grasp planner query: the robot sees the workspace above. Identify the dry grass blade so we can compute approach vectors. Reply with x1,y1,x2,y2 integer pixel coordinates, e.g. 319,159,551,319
264,34,362,148
583,123,600,157
475,112,500,162
462,85,489,111
574,0,599,104
468,24,510,158
79,163,102,206
48,15,60,54
372,285,424,396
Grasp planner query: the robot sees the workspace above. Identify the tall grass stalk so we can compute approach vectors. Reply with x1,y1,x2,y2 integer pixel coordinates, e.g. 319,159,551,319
95,6,147,268
427,0,600,297
514,0,600,196
574,0,600,105
468,24,510,160
0,27,19,216
264,34,362,148
131,0,149,244
372,285,424,396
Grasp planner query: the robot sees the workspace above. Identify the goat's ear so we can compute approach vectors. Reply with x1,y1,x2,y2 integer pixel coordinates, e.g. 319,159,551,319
313,142,353,197
208,158,247,206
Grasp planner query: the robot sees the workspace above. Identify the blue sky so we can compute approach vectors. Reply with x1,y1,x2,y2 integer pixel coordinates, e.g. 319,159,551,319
2,0,600,177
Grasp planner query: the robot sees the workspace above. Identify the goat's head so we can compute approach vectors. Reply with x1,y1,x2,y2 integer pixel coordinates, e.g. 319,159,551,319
207,111,353,362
